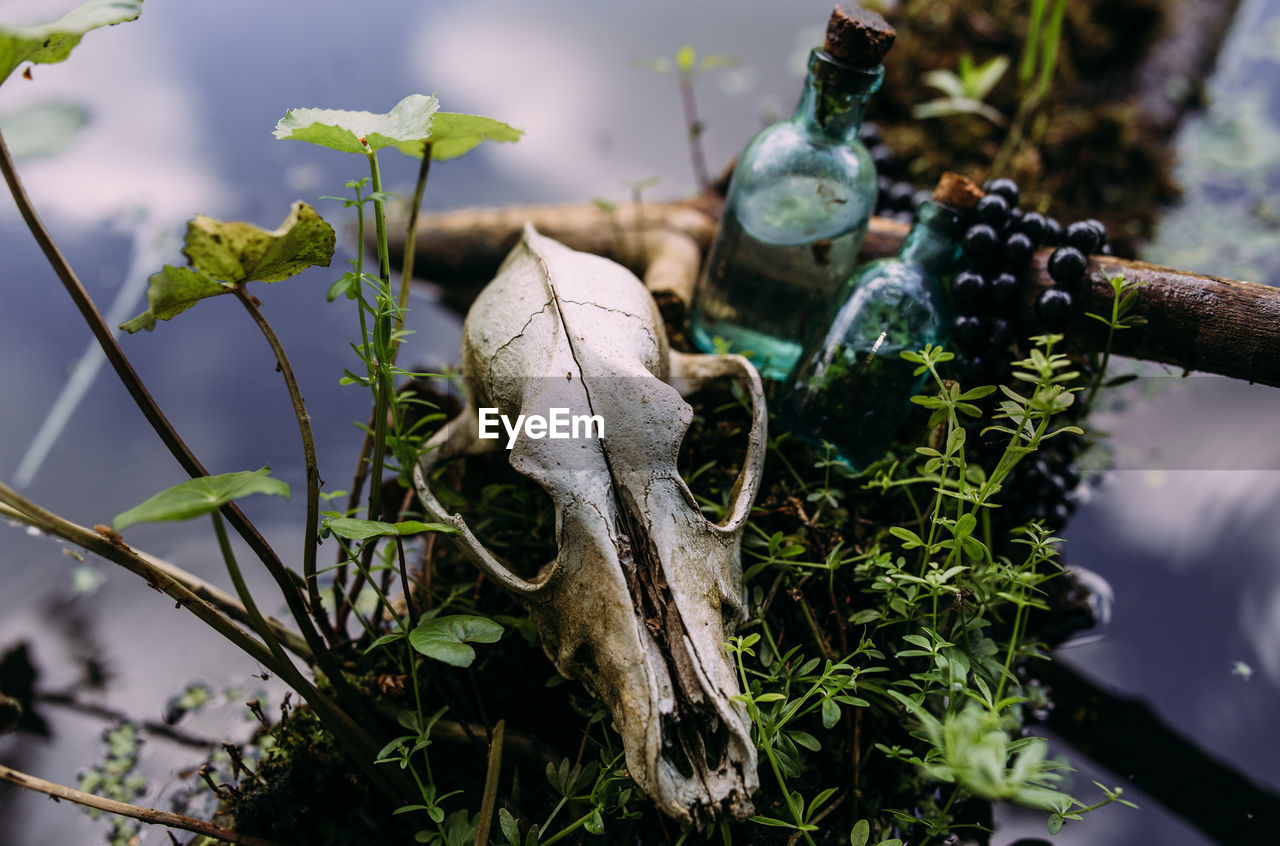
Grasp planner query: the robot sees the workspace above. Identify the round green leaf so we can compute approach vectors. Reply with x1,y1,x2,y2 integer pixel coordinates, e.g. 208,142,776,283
0,0,142,87
409,615,504,668
273,94,440,156
428,112,523,161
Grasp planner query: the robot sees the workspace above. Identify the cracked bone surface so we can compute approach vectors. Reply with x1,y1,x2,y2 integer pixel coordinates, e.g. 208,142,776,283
413,223,765,822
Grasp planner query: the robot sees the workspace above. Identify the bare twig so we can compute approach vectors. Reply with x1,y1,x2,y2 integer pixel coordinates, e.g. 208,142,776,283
0,762,282,846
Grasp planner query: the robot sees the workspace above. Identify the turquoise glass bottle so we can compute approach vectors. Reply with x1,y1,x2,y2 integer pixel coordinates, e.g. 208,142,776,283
776,173,982,471
690,5,895,381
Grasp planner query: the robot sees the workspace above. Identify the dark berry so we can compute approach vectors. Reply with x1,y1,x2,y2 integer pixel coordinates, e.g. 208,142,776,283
1044,217,1062,245
974,194,1009,226
878,175,894,197
983,177,1020,206
953,314,984,347
990,317,1013,347
1019,211,1047,243
858,121,883,147
1004,232,1034,268
911,189,931,211
1063,220,1102,254
990,272,1019,304
951,271,987,306
887,181,916,211
1048,247,1088,287
1036,288,1074,326
869,144,895,170
1083,218,1108,246
963,224,999,261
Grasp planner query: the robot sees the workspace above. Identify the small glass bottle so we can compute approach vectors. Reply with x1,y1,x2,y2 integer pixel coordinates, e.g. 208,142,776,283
777,173,982,471
690,5,896,381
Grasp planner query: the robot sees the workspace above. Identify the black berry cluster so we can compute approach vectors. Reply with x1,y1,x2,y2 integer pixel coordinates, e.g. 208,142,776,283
950,177,1110,388
946,177,1110,532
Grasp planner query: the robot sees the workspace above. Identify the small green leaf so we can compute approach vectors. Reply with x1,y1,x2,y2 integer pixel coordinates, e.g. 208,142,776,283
112,467,289,531
325,517,458,541
789,730,821,751
850,819,869,846
121,202,335,332
584,808,604,835
0,0,142,87
273,93,440,156
822,696,841,729
675,45,696,74
427,112,523,161
182,201,335,285
119,265,229,332
409,614,504,667
499,808,521,846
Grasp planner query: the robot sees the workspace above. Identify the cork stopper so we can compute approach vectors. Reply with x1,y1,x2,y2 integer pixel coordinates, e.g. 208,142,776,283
824,4,896,67
931,172,983,212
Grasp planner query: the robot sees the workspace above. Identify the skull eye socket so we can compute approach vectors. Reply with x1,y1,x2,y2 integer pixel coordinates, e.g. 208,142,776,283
445,450,559,582
677,379,755,518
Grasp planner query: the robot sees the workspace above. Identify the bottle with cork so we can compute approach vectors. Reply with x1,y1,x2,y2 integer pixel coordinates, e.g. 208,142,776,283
776,172,984,472
689,4,896,381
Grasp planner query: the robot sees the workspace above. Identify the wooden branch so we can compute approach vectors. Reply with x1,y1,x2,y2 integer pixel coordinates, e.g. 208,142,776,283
0,762,283,846
0,502,310,661
387,201,1280,388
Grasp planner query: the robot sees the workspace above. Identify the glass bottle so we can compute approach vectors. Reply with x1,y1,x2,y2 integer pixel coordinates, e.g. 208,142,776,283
689,5,895,381
776,173,982,472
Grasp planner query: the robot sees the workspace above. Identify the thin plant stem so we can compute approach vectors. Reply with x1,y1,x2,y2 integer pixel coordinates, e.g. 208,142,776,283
394,141,433,350
678,70,710,191
473,719,506,846
335,185,372,628
365,148,393,525
0,763,282,846
235,287,333,647
212,513,410,803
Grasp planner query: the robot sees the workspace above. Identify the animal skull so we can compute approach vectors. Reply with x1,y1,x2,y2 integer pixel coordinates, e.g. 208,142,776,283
413,224,766,822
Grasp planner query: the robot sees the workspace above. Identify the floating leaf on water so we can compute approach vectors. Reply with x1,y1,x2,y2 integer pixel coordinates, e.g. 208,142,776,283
0,101,90,159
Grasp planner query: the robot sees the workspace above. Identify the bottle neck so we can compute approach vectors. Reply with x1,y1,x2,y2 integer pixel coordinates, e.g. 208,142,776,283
793,49,882,142
898,201,965,275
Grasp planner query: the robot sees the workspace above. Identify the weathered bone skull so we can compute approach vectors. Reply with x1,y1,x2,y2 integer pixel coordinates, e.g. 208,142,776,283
413,224,766,822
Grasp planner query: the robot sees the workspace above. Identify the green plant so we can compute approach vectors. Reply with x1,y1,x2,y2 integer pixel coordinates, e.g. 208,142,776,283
636,44,737,191
993,0,1069,174
913,54,1009,127
1081,271,1148,411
